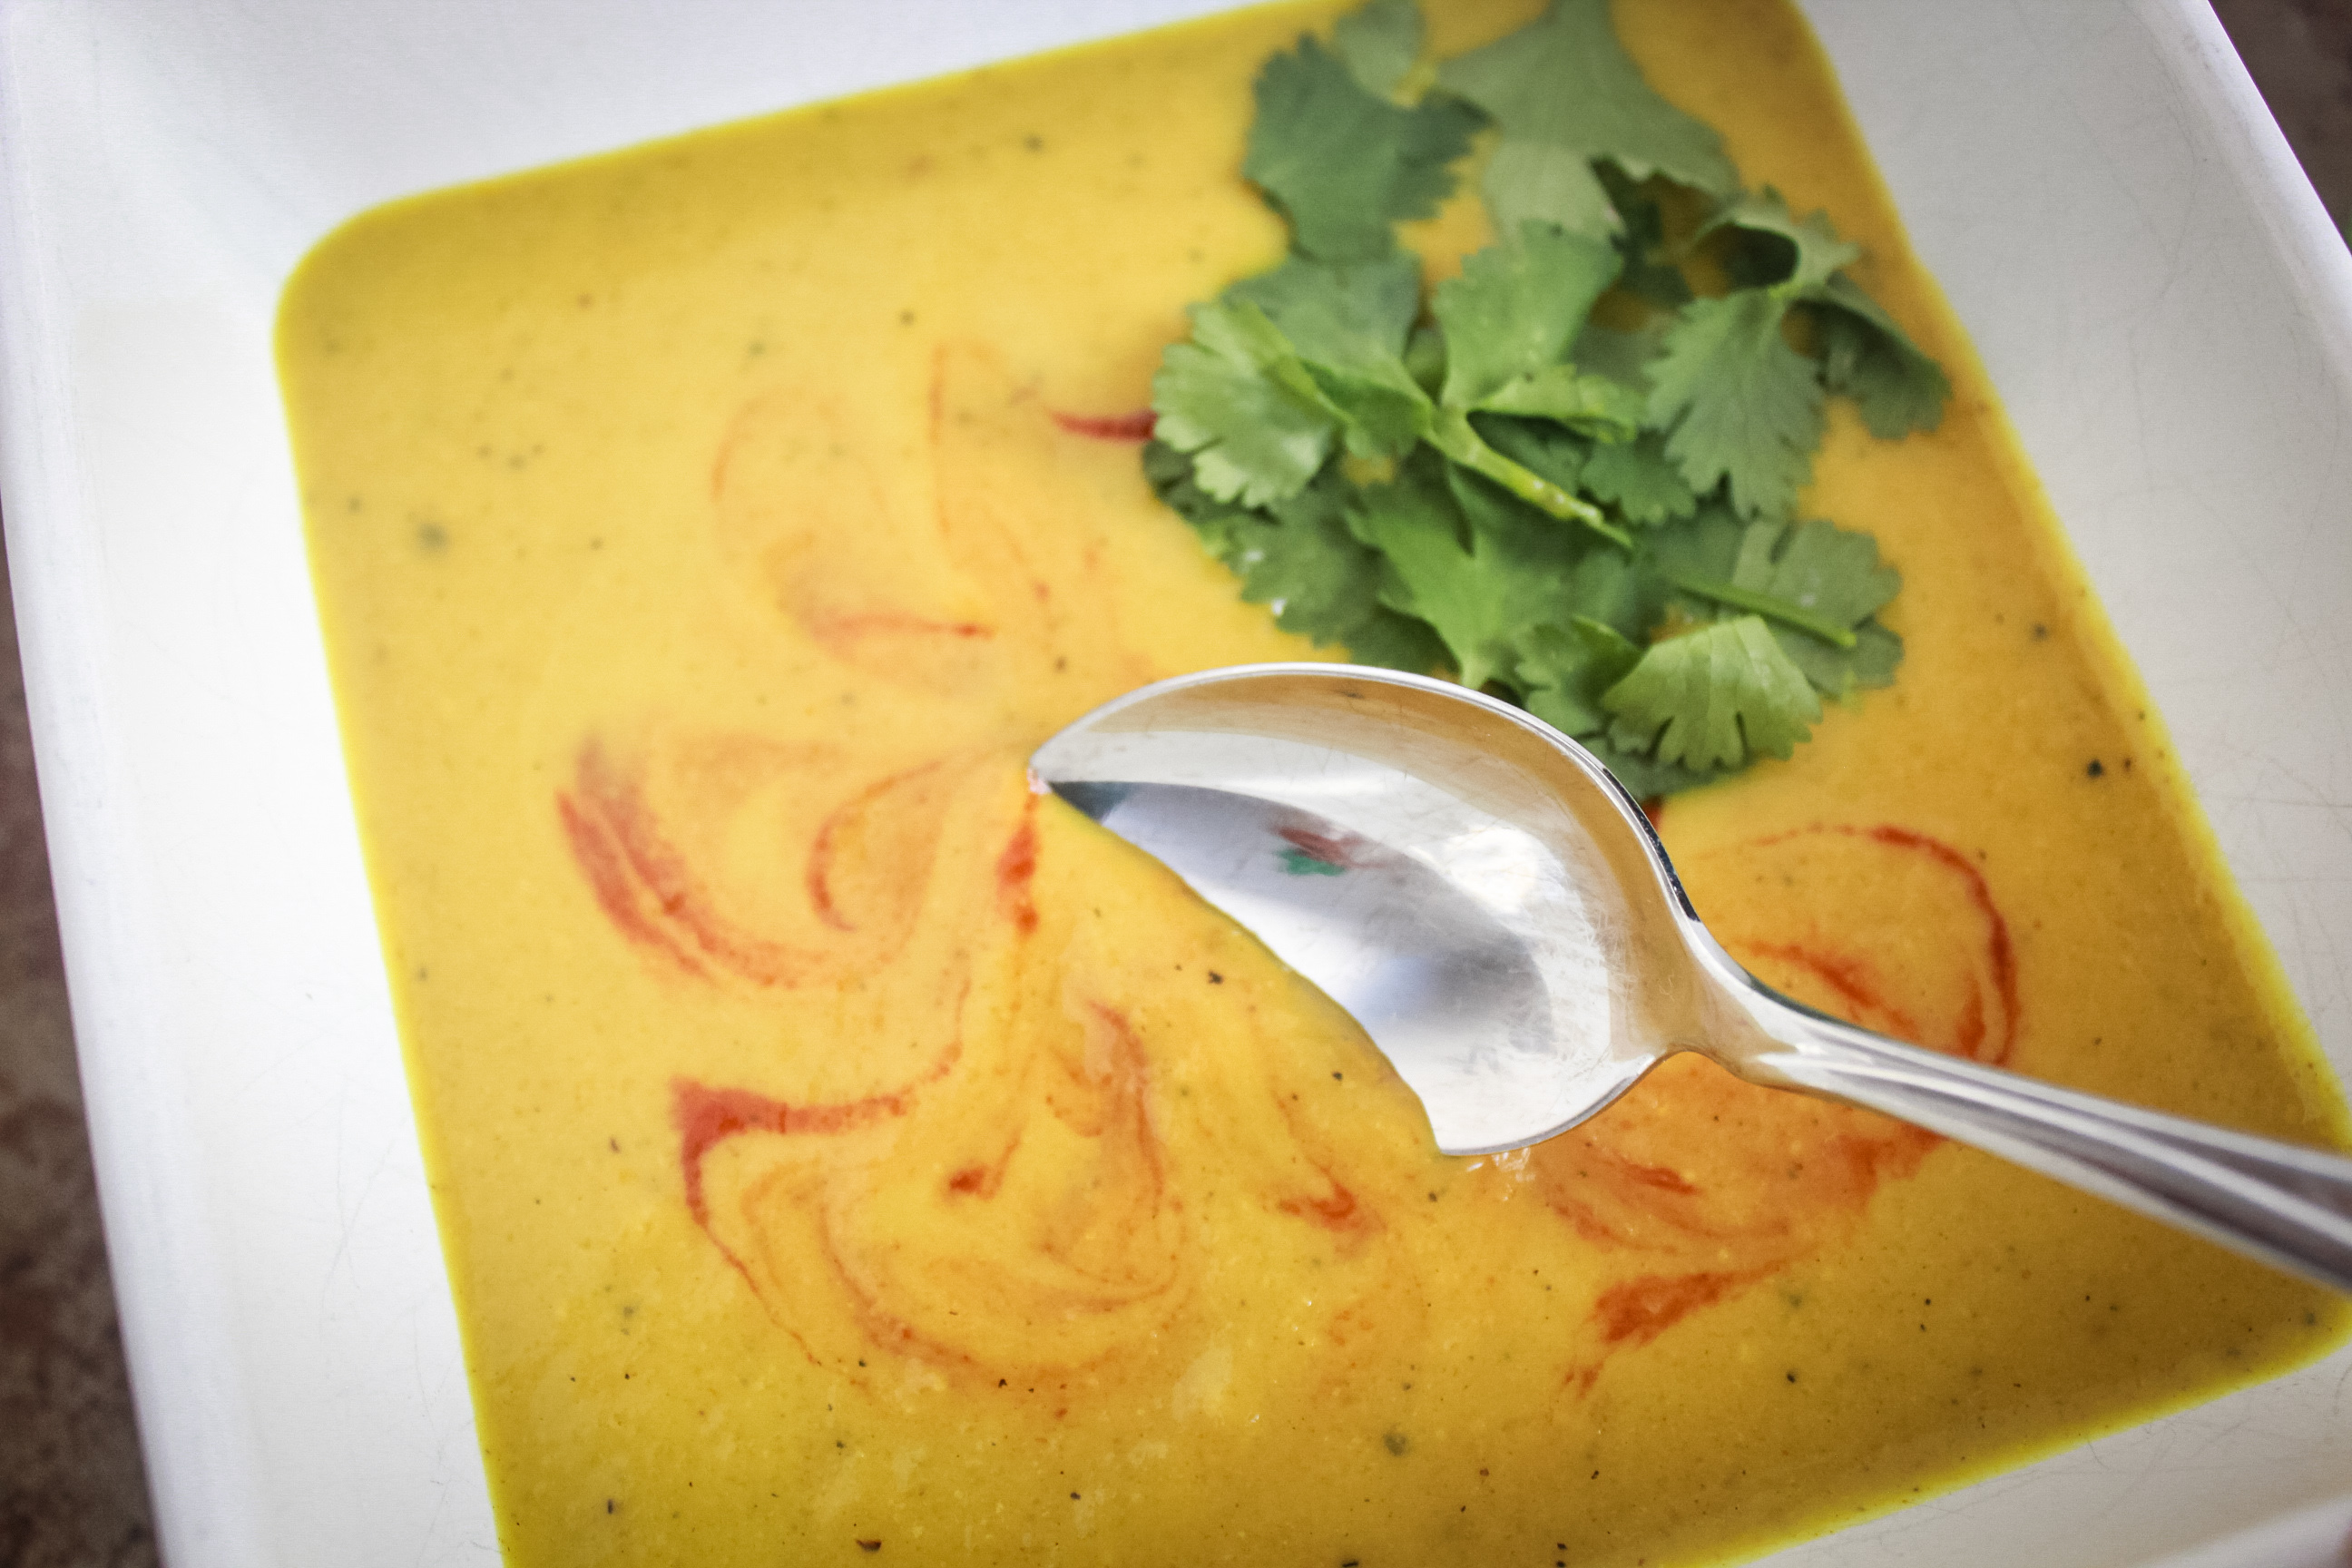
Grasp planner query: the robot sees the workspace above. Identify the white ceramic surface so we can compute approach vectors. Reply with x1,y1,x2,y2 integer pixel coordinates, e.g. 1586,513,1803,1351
0,3,2346,1565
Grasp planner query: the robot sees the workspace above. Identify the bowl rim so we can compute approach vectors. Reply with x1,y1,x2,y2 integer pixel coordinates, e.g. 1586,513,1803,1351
1,2,2347,1564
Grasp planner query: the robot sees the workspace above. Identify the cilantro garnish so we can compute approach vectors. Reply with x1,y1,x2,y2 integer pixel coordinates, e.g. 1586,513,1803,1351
1152,298,1347,505
1243,35,1479,262
1432,225,1622,406
1579,433,1694,525
1810,274,1953,439
1602,615,1821,772
1436,0,1735,239
1330,0,1424,98
1517,615,1642,737
1144,0,1950,796
1645,289,1824,519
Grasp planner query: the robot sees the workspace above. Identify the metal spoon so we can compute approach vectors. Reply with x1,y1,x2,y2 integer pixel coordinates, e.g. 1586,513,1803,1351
1031,662,2352,1293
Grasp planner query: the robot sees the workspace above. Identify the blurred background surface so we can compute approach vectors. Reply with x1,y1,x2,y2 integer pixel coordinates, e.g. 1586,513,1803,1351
1,4,2347,1563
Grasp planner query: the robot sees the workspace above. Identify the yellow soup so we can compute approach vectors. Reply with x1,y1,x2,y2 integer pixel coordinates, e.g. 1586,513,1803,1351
278,2,2352,1563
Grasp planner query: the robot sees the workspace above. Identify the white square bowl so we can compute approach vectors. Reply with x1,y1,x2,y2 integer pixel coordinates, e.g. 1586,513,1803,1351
2,3,2348,1565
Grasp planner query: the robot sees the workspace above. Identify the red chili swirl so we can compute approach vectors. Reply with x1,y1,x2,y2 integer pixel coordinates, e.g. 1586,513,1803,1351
1540,821,2021,1379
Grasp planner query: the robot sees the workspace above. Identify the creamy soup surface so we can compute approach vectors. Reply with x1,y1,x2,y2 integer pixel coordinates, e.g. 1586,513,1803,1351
279,2,2352,1563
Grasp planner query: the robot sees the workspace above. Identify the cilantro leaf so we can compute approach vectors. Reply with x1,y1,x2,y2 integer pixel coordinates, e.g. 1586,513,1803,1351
1186,511,1257,568
1649,514,1879,649
1310,365,1436,460
1150,436,1450,672
1331,0,1423,98
1515,615,1642,735
1708,187,1857,292
1227,254,1433,458
1571,321,1664,387
1730,516,1898,630
1641,498,1744,586
1472,366,1644,434
1634,499,1848,638
1597,164,1690,307
1578,432,1695,524
1403,322,1447,393
1433,224,1623,407
1727,517,1904,692
1152,298,1346,505
1707,192,1948,438
1352,463,1574,689
1559,544,1671,642
1245,35,1480,262
1809,274,1951,438
1142,437,1240,529
1226,475,1391,643
1228,253,1420,364
1477,141,1620,242
1779,615,1902,700
1441,441,1569,549
1602,615,1821,770
1344,608,1451,673
1427,407,1631,547
1645,289,1822,518
1436,0,1737,239
1475,415,1584,494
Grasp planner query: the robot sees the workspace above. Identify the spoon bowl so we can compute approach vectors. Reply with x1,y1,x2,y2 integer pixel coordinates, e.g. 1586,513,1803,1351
1032,662,2352,1292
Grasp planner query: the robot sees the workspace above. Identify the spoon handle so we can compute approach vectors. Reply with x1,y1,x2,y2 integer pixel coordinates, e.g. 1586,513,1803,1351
1707,956,2352,1293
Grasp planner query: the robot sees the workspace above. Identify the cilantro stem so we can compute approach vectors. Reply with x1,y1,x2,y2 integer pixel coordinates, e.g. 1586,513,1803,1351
1662,572,1858,649
1428,410,1632,551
